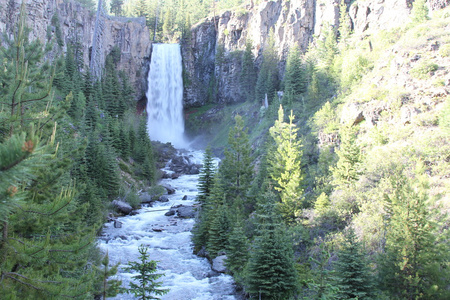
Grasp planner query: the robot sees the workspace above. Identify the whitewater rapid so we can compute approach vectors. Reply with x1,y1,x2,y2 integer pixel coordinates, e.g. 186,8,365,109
98,151,237,300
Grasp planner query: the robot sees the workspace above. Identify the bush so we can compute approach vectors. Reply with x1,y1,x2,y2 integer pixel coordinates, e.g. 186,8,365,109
410,60,438,79
439,44,450,57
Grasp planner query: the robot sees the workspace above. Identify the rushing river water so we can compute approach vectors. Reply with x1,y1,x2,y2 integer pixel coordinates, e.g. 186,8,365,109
98,151,237,300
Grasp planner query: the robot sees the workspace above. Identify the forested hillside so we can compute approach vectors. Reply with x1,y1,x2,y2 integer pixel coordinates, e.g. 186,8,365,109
0,2,157,297
190,1,450,299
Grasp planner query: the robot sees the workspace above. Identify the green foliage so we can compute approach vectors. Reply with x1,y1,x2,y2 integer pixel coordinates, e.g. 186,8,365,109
51,13,64,47
207,204,230,257
197,146,215,203
221,115,252,201
439,97,450,132
268,105,304,223
410,60,439,79
255,29,279,103
283,45,306,106
240,40,257,102
439,44,450,57
245,195,298,299
0,3,54,136
95,251,122,299
226,221,249,282
378,168,450,299
333,229,375,299
410,0,429,24
124,245,169,299
331,126,362,187
338,1,352,47
110,0,124,16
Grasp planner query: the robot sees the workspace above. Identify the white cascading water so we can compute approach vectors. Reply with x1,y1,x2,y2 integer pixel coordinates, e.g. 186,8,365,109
99,151,237,300
146,44,187,148
99,45,237,299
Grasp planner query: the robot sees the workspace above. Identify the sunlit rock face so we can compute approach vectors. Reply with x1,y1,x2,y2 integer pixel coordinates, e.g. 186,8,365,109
0,0,151,98
182,0,419,107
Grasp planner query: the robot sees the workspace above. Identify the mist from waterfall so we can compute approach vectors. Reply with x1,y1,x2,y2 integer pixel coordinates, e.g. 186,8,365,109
146,44,187,148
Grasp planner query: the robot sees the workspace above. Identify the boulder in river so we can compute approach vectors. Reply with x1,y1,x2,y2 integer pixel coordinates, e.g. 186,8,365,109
139,192,152,203
161,184,176,194
176,205,197,218
111,200,133,215
182,195,188,200
212,255,228,273
158,195,169,202
165,209,176,216
114,220,122,228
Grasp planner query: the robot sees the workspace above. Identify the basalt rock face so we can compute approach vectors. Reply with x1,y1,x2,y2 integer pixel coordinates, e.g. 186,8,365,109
0,0,151,98
182,0,423,107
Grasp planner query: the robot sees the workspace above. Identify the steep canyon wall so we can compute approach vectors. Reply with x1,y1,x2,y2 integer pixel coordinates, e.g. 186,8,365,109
182,0,419,107
0,0,151,97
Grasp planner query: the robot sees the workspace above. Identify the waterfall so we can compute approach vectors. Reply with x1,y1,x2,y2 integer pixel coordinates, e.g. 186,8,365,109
146,44,186,148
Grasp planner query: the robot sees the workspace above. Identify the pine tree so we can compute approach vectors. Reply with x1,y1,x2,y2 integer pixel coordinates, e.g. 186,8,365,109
0,2,53,136
124,245,169,299
96,251,122,299
0,6,96,296
338,1,352,48
240,40,257,102
225,221,249,283
197,146,215,204
379,169,450,299
245,193,298,299
283,45,306,106
207,204,230,258
255,29,279,103
411,0,429,24
333,229,374,299
221,115,253,202
268,105,304,223
331,125,362,187
110,0,124,16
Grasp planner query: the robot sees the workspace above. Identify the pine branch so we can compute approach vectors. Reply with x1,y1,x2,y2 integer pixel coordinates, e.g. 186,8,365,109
0,153,29,171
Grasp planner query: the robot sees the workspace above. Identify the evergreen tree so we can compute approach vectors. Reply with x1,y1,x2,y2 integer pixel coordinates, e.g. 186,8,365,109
221,115,252,201
379,169,450,299
333,229,374,299
0,2,53,136
317,23,339,71
124,245,169,299
331,125,362,187
283,45,306,106
96,251,122,299
411,0,429,24
197,146,215,204
338,1,352,47
0,6,96,296
207,204,230,258
110,0,124,16
245,193,298,299
225,221,249,283
255,29,279,103
268,105,304,223
240,40,257,102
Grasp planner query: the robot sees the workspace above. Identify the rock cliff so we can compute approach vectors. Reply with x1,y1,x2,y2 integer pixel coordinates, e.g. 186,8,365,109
0,0,151,98
182,0,423,106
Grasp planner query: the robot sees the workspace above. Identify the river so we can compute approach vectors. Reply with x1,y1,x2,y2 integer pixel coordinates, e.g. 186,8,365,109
98,150,237,299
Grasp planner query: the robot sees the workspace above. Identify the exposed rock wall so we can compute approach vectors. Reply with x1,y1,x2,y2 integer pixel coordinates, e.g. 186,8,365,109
182,0,421,107
0,0,151,98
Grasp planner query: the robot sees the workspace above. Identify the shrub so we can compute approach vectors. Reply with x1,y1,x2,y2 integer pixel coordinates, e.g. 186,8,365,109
410,60,438,79
439,44,450,57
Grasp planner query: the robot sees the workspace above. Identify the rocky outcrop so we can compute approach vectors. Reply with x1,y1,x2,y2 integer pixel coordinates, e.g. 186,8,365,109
182,0,421,106
0,0,151,98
